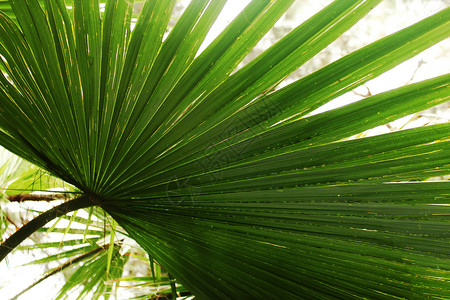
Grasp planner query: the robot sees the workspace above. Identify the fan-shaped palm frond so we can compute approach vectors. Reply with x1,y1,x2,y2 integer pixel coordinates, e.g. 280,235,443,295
0,148,173,299
1,0,449,298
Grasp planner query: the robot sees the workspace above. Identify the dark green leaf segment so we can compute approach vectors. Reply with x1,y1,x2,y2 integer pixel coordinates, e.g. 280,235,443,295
0,0,449,298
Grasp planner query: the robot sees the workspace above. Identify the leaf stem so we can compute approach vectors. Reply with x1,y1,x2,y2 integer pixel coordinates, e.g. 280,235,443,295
168,273,177,299
7,193,68,202
0,196,93,262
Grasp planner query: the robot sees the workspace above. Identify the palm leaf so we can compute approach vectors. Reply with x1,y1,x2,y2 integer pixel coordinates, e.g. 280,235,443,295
7,201,157,299
1,0,449,298
11,243,112,300
54,242,127,300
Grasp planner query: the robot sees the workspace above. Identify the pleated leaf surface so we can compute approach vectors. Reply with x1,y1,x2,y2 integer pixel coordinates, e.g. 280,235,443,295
1,0,450,298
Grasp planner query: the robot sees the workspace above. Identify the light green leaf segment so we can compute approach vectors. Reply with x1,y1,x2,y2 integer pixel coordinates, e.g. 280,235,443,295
0,0,449,298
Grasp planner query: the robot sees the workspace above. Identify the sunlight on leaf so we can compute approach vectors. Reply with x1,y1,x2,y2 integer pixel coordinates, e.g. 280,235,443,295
0,0,449,298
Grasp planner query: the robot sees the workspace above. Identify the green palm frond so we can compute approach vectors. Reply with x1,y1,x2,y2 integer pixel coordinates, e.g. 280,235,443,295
1,0,449,299
11,243,112,300
7,201,164,299
54,242,128,300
